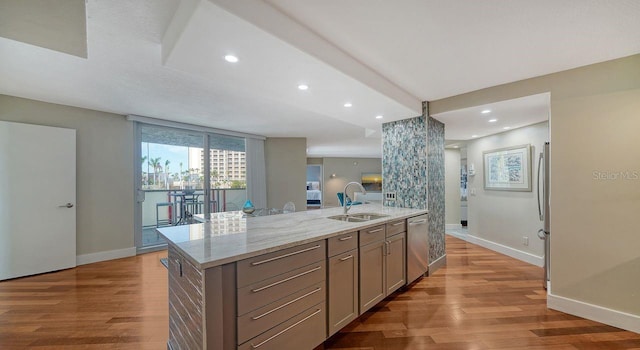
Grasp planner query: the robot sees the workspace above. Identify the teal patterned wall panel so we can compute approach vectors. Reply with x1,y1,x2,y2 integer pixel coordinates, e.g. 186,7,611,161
381,115,446,266
381,116,427,209
427,117,446,263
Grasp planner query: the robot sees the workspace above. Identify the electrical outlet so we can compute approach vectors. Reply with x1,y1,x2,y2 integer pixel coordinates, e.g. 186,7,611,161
522,236,529,246
385,192,396,201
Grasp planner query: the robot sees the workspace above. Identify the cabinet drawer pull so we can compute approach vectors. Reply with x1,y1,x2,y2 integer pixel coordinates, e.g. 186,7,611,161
367,228,383,234
251,287,322,320
338,235,353,241
385,241,390,255
251,266,321,293
250,245,321,266
339,254,354,261
250,308,322,349
173,259,183,277
392,221,405,226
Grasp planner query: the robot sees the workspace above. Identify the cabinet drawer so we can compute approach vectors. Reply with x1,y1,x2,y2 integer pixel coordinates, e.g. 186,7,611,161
359,224,385,246
327,231,357,257
237,261,325,316
237,281,325,344
238,302,326,350
236,241,326,288
386,219,406,237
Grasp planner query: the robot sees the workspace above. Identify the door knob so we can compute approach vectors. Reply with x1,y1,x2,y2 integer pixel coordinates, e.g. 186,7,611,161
58,203,74,208
537,229,546,239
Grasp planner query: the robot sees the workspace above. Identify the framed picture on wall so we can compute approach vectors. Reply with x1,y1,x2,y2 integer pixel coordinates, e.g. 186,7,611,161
483,144,532,191
361,172,382,192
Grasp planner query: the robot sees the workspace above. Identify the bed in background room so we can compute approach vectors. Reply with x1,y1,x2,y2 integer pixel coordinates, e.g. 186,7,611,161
306,181,322,207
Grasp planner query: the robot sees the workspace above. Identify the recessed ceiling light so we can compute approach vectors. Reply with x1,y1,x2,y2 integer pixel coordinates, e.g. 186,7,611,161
503,126,511,130
471,135,478,138
298,84,309,90
488,119,497,123
224,55,238,63
375,115,383,119
453,145,459,148
481,109,491,114
344,102,352,108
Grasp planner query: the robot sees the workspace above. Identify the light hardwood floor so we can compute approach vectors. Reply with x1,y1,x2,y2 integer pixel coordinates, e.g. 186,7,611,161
1,236,638,349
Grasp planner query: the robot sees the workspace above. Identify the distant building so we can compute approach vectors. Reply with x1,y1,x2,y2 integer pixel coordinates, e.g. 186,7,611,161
188,148,247,183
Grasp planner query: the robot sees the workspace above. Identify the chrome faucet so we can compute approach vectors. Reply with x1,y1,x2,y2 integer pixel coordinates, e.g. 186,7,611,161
343,182,366,214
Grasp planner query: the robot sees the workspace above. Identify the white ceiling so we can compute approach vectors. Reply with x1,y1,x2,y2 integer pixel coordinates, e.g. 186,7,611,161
434,93,550,141
1,0,639,158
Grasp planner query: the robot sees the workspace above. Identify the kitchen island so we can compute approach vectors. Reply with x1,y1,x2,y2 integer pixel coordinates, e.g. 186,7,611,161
157,204,427,350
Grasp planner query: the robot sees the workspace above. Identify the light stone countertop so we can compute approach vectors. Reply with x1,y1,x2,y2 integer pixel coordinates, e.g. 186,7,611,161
156,204,427,270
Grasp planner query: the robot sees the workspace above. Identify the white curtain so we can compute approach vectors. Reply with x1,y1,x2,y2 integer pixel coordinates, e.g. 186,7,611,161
246,138,267,209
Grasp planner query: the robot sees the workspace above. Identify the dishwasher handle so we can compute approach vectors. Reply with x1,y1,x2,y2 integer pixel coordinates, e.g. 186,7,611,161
408,219,427,225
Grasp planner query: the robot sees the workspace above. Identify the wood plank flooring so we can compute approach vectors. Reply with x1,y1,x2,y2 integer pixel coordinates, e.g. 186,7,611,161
0,236,638,349
0,251,169,349
323,236,640,350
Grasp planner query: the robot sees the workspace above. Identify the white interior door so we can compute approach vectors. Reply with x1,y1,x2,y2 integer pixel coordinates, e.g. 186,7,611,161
0,121,76,280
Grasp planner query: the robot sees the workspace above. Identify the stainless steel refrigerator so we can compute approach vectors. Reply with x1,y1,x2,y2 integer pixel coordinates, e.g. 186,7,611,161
537,142,550,289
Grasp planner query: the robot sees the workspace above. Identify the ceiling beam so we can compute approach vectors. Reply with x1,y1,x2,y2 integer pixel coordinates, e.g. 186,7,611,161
208,0,422,112
161,0,201,64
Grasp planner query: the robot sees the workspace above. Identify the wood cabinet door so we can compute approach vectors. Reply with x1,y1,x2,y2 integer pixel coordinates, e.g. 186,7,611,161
328,249,359,336
386,232,406,295
359,240,385,314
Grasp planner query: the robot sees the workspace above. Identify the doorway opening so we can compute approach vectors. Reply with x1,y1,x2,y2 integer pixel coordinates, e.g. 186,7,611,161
306,164,322,209
436,93,551,284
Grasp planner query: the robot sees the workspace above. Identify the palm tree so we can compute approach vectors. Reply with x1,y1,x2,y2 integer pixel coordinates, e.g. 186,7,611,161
149,157,161,187
179,162,183,189
141,156,148,186
164,160,171,189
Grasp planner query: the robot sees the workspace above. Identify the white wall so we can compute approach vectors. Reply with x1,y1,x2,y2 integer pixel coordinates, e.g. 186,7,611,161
265,138,307,211
444,149,461,228
0,95,134,259
466,122,548,264
321,157,381,207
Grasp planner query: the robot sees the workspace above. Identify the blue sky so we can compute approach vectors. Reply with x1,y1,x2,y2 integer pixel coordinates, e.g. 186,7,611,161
141,143,197,174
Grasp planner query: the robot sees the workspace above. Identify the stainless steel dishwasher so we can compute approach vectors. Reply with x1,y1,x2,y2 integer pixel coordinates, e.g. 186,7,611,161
407,214,429,283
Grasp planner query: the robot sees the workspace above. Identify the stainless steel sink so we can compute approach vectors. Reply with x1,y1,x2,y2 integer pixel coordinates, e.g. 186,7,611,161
327,214,367,222
327,213,389,222
350,213,389,220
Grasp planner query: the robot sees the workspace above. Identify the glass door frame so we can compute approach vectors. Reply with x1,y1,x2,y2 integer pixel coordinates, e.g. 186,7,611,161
131,116,255,254
134,123,212,253
133,121,211,254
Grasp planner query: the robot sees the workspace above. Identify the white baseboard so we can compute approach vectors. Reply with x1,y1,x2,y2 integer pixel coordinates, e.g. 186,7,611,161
446,223,462,230
76,247,136,266
428,254,447,275
446,231,466,240
548,292,640,334
457,234,543,267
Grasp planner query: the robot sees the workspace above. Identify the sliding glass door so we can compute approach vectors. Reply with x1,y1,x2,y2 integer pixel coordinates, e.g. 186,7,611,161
135,123,247,251
209,134,247,212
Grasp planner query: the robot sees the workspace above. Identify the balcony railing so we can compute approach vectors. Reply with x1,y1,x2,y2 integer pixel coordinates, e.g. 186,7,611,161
142,188,247,228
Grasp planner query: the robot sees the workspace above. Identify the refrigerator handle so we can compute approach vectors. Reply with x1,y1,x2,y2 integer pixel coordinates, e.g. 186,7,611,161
537,151,544,221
